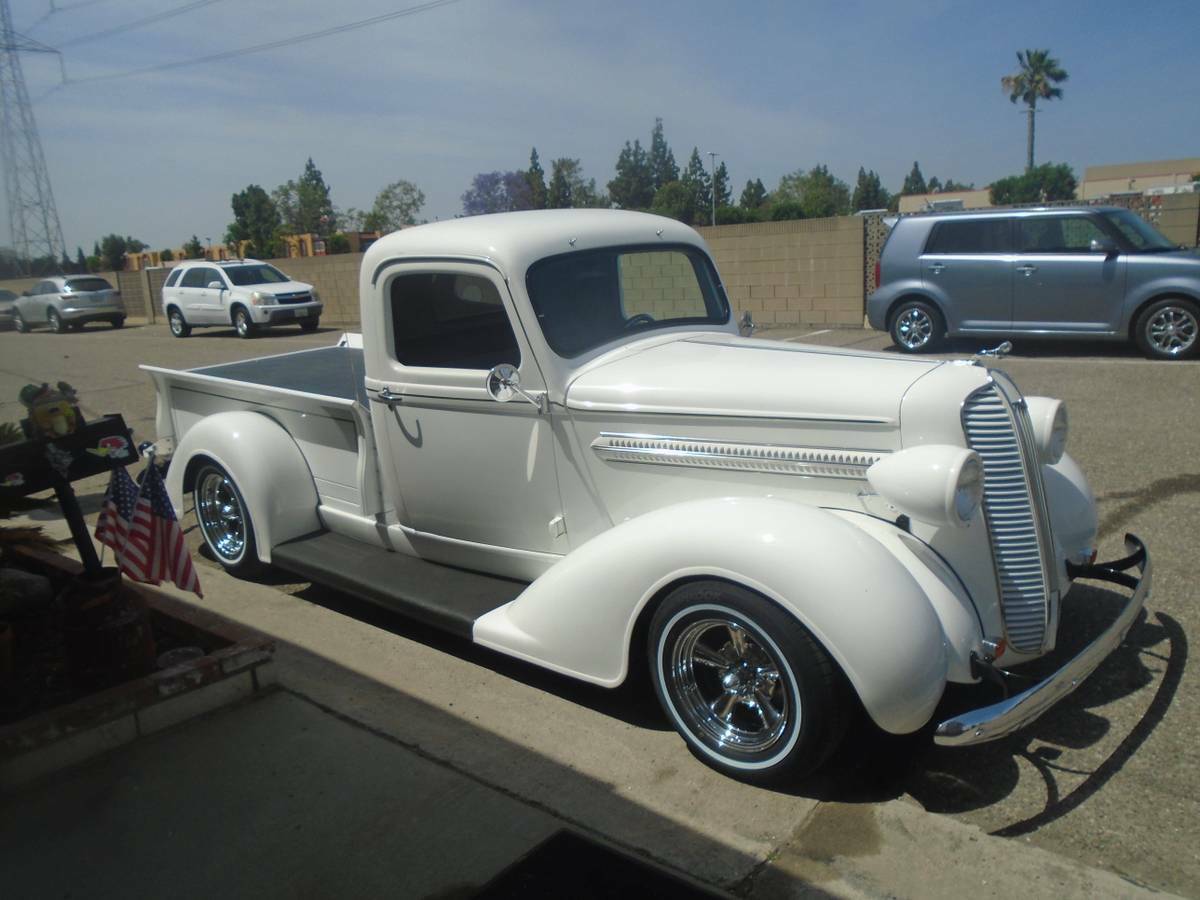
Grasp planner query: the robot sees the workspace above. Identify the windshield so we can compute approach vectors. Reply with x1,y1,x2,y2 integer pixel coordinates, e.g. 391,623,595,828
1100,210,1176,252
223,264,290,286
65,277,112,293
526,244,729,357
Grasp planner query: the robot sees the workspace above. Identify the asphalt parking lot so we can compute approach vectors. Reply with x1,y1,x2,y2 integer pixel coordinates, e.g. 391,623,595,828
1,319,1197,896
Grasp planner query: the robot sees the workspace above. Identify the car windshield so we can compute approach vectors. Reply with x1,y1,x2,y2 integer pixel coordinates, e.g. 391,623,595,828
223,264,290,286
526,244,729,357
1100,210,1177,252
65,277,112,292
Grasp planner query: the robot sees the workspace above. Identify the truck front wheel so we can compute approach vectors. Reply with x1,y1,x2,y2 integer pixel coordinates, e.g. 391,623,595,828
649,580,849,784
193,461,263,576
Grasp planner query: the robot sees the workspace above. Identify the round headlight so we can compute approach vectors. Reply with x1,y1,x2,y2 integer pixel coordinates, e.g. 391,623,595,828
953,455,984,524
1025,397,1068,465
867,445,984,528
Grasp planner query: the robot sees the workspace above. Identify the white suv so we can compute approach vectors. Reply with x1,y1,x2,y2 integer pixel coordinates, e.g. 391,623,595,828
161,259,322,339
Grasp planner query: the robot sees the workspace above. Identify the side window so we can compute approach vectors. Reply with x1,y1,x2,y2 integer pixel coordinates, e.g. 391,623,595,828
1018,216,1109,253
179,267,208,288
164,268,183,287
390,272,520,370
925,219,1011,254
202,268,225,287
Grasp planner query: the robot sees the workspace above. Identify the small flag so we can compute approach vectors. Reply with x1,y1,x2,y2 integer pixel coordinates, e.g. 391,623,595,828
119,463,202,597
94,465,139,559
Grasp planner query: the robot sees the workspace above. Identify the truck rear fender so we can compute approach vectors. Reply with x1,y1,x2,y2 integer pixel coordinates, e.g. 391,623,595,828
473,496,965,735
165,410,320,564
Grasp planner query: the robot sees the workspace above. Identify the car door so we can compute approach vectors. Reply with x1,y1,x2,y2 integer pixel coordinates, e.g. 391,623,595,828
1011,214,1127,332
364,261,564,566
177,266,221,323
919,217,1014,331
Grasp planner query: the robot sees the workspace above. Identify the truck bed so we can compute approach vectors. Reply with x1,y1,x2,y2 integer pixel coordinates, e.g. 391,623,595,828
193,345,368,408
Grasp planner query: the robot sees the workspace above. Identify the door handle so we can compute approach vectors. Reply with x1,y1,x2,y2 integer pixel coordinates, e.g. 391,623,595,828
1017,264,1038,275
928,263,945,274
372,388,404,405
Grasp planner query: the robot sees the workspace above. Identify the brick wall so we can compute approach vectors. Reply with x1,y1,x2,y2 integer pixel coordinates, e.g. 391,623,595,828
619,250,708,320
260,252,364,325
696,216,866,327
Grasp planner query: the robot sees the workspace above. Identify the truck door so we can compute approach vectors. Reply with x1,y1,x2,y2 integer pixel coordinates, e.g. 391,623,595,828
364,261,564,560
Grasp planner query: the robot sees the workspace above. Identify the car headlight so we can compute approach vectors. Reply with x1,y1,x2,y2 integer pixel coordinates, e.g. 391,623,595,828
310,289,320,304
250,291,276,306
867,445,984,528
1025,397,1068,465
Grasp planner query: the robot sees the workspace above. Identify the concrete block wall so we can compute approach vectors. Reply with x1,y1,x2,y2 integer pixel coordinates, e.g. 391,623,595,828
696,216,866,328
619,250,708,320
261,252,365,325
1154,194,1200,247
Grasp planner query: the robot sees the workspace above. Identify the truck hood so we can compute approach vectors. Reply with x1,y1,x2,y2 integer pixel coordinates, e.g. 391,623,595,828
565,333,943,424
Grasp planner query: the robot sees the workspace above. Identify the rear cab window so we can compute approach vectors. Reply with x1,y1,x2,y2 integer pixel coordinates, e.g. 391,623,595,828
390,272,520,370
924,218,1013,254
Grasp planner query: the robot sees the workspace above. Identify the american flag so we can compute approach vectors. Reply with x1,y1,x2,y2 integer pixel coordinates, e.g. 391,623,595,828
98,463,202,597
94,465,139,557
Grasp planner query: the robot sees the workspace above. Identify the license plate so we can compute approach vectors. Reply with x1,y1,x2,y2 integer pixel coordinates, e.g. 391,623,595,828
275,309,295,319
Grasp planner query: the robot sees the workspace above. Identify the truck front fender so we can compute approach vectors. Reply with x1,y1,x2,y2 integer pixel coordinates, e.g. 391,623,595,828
165,410,320,564
473,496,956,734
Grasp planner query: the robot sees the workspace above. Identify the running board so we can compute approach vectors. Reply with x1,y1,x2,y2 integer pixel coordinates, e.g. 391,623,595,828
270,531,528,639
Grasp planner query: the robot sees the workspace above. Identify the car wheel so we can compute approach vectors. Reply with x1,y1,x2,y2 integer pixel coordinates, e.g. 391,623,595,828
110,316,125,329
193,461,262,576
1135,298,1199,361
649,580,850,784
13,310,28,332
889,300,943,353
48,308,65,334
168,307,191,338
233,307,257,339
299,317,320,333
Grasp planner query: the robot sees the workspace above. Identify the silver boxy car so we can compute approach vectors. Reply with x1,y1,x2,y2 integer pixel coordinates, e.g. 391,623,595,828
12,275,126,333
867,206,1200,360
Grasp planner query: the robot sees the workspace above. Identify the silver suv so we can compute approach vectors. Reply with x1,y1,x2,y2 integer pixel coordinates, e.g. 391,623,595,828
12,276,125,333
867,206,1200,360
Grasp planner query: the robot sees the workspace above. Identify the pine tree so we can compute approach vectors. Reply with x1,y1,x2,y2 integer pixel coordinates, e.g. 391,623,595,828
681,148,712,225
902,161,927,196
740,178,768,210
608,139,654,209
527,148,547,210
851,168,891,211
649,118,678,192
75,247,86,272
297,158,335,233
712,161,732,209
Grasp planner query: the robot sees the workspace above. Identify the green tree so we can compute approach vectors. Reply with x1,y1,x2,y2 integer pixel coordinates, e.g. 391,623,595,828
681,148,712,225
296,158,336,234
712,161,732,210
99,234,131,271
608,139,654,209
85,255,101,273
272,180,300,232
851,167,892,211
160,248,175,261
902,161,927,195
715,205,759,225
366,179,425,231
1001,49,1068,171
942,179,974,191
989,162,1077,205
74,247,86,272
650,181,694,223
648,118,678,191
927,176,942,193
327,234,351,254
547,158,603,208
182,235,205,259
740,178,768,210
225,184,281,257
769,200,807,221
776,164,850,218
527,147,547,210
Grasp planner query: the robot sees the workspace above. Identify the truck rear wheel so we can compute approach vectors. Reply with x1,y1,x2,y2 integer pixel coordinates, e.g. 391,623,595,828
193,461,263,576
649,580,849,784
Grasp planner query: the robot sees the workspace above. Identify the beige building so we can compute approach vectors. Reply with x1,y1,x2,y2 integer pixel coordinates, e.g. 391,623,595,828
1080,158,1200,201
898,189,992,214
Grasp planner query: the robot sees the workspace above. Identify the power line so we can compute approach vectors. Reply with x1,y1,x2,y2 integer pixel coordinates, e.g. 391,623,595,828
26,0,124,33
59,0,228,48
64,0,464,85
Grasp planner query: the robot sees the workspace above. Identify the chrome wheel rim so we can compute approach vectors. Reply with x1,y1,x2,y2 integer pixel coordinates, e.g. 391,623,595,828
48,311,61,332
895,307,933,349
170,313,184,335
1147,306,1197,356
665,616,790,754
195,469,246,562
235,313,248,336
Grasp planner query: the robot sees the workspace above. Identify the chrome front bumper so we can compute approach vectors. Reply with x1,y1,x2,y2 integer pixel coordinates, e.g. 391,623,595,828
935,534,1150,746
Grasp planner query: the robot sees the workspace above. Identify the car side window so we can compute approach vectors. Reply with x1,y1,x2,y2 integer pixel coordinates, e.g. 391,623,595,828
203,268,226,288
924,219,1012,254
389,272,520,370
179,267,208,288
1018,216,1109,253
165,268,183,287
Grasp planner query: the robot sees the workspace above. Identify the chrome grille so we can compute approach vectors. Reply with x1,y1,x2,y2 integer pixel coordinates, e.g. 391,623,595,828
275,291,313,305
962,384,1048,651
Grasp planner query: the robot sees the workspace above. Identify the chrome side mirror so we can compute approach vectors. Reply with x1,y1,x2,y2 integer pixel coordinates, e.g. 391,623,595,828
975,341,1013,360
207,280,225,290
486,364,546,413
739,310,756,337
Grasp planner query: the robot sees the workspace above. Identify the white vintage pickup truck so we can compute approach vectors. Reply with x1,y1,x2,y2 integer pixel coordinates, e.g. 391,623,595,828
143,209,1149,783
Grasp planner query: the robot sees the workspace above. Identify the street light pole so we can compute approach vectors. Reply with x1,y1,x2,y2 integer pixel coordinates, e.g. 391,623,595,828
707,151,718,226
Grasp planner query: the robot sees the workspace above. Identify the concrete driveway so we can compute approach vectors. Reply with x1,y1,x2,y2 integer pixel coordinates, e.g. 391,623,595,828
0,321,1194,897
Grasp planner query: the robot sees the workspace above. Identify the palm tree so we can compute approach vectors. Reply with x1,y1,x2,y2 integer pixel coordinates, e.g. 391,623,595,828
1001,49,1068,171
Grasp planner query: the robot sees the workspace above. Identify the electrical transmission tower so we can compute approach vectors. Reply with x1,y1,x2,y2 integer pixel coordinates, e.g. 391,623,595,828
0,0,66,272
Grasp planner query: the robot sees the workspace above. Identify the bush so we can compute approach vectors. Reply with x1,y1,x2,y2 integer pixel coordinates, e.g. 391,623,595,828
327,233,351,254
768,200,807,221
714,206,760,225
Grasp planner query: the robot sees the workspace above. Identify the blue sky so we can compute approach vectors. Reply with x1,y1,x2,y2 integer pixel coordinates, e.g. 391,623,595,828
7,0,1200,252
